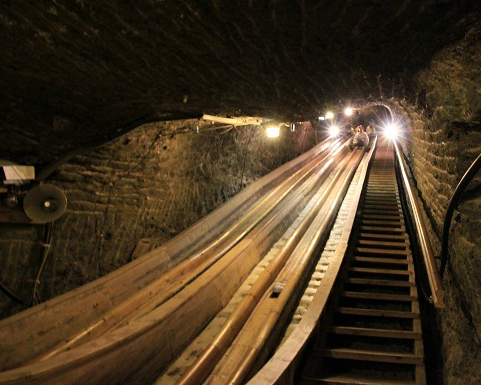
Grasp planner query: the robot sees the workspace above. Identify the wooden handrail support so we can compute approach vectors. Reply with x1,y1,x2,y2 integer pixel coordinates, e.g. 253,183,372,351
248,137,377,385
393,141,445,308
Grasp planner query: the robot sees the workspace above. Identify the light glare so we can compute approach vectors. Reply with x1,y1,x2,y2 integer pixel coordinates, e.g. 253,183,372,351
325,111,334,119
329,125,340,137
384,123,399,140
266,126,280,138
344,107,353,116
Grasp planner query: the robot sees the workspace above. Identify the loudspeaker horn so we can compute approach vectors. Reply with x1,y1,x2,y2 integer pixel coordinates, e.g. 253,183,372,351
23,184,67,223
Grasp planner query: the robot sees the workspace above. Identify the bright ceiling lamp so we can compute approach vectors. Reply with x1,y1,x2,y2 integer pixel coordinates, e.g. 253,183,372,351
329,125,340,137
266,125,280,138
325,111,334,119
344,107,353,116
384,123,399,140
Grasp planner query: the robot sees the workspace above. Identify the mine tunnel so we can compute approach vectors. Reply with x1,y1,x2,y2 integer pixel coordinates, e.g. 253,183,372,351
0,1,480,385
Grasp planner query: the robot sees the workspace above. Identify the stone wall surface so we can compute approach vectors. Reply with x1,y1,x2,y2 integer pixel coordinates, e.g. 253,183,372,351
391,20,481,384
0,1,478,164
0,119,317,319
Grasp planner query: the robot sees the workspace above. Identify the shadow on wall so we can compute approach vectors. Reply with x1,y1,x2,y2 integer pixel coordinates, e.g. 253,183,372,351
0,119,318,319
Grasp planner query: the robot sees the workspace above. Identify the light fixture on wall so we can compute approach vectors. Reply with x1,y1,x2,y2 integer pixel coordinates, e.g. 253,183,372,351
266,126,280,138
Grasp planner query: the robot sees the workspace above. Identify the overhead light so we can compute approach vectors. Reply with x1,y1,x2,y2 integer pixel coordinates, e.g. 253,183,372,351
329,125,340,137
325,112,334,119
344,107,353,116
384,123,399,140
318,116,325,121
266,126,280,138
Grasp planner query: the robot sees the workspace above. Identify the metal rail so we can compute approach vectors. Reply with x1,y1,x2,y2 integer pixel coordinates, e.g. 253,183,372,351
440,152,481,277
393,141,445,308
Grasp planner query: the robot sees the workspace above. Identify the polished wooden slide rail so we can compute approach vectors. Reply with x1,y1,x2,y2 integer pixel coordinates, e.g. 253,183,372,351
0,135,339,371
0,136,355,384
178,148,366,385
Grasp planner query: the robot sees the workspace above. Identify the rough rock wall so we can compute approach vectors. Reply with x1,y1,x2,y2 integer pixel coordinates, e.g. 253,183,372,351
0,119,317,319
392,19,481,385
0,1,477,164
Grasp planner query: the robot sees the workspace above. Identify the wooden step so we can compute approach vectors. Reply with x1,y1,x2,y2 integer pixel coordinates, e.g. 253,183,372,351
341,291,417,302
352,256,410,265
304,373,416,385
357,239,408,248
363,209,401,215
363,214,401,220
349,267,411,276
331,326,421,339
363,205,401,211
364,200,400,206
366,191,399,195
359,233,407,241
315,348,423,364
355,248,410,257
366,191,397,195
361,220,404,227
359,226,406,233
347,278,415,287
364,202,400,207
337,307,419,319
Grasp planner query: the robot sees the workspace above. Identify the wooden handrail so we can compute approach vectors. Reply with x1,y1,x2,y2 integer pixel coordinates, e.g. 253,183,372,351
393,141,445,308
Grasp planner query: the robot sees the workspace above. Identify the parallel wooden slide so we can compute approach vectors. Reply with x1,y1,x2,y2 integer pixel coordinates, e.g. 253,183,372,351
1,135,373,385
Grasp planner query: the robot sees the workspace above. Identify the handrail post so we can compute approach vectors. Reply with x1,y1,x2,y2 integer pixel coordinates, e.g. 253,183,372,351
393,141,445,308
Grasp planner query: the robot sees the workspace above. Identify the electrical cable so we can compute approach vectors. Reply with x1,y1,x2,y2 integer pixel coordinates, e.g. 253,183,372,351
29,221,54,306
0,280,24,304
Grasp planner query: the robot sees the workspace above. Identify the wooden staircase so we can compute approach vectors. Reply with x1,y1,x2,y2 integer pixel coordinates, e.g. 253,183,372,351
301,144,426,385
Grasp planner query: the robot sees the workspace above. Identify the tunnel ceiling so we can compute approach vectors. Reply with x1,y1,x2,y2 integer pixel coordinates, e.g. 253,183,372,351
0,1,479,163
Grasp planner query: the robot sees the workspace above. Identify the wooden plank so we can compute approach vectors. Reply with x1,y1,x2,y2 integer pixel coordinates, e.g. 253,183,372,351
332,326,421,339
315,348,423,364
362,209,401,215
355,247,409,256
365,192,398,196
341,291,417,302
361,220,404,227
304,373,416,385
357,240,408,248
363,206,400,211
362,214,401,220
352,256,410,265
347,278,415,287
359,233,407,240
337,307,419,318
359,226,406,233
363,202,400,206
349,267,411,275
363,200,400,205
